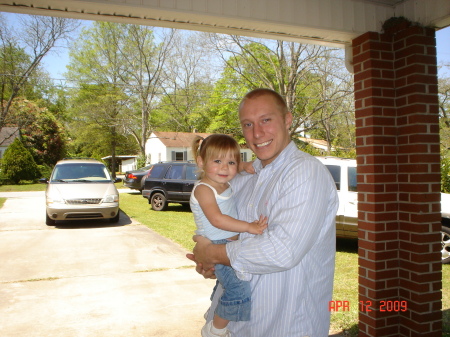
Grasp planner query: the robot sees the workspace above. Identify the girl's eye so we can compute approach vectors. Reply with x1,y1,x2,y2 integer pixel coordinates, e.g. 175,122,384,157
214,160,221,164
229,161,236,165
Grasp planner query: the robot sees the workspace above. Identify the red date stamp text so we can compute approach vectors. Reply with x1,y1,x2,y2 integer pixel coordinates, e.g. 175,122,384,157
329,300,408,312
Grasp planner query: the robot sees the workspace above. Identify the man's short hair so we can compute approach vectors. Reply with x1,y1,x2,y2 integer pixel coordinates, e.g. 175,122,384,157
239,88,289,116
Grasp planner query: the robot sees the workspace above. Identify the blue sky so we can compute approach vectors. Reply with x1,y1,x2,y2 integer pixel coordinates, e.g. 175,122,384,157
44,22,450,80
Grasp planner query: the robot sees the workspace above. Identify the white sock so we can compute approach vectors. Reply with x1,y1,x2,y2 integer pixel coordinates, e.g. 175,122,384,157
211,323,227,335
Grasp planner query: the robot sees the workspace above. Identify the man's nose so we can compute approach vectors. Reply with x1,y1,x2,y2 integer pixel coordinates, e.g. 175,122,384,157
253,123,263,138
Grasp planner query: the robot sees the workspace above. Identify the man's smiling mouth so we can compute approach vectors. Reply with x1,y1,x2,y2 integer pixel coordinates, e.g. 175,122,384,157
256,140,272,148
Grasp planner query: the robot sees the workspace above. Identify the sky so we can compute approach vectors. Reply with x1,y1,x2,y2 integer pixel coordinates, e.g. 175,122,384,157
2,12,450,80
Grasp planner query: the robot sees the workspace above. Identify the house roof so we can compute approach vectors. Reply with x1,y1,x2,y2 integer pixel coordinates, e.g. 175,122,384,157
102,155,138,160
298,137,331,151
0,127,20,147
152,131,214,148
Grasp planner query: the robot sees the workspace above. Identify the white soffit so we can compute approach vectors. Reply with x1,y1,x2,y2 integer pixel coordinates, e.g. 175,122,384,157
0,0,449,47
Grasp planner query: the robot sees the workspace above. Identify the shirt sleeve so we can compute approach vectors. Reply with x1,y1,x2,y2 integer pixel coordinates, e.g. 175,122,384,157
227,157,337,277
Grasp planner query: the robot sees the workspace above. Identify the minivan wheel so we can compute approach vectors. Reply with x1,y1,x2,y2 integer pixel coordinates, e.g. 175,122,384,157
442,226,450,264
151,192,168,211
46,213,56,226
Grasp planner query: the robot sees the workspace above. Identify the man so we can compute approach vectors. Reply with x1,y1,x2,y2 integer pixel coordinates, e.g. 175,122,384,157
190,88,338,337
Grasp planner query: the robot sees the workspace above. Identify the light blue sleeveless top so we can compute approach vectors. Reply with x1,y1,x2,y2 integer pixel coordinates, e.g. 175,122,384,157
190,181,239,240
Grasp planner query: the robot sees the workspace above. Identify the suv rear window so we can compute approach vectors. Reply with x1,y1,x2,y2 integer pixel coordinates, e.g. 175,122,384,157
149,165,166,178
166,165,183,180
186,165,198,180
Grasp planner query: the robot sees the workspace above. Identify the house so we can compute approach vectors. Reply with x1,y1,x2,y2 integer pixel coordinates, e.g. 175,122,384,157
298,136,343,154
145,131,253,164
0,127,20,159
101,155,138,172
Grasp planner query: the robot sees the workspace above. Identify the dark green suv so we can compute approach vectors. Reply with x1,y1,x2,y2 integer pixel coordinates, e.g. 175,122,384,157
141,162,198,211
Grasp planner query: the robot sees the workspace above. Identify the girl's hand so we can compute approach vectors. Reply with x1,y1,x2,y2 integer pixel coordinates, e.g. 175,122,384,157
247,215,268,235
240,161,255,174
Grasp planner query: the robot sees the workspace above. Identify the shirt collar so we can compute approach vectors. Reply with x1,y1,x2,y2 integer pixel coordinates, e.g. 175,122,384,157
253,141,296,173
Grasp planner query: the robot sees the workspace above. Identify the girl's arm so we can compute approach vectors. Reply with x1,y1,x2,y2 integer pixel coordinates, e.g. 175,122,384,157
194,184,267,235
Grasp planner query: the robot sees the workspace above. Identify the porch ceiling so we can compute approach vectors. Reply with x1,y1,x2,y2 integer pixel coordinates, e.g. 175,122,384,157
0,0,449,47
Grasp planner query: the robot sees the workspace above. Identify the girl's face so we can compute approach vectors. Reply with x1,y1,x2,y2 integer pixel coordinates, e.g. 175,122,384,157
198,151,239,187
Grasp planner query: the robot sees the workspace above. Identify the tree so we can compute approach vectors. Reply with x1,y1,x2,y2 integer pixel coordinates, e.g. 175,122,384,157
67,83,133,176
205,34,355,151
120,25,176,155
307,48,355,154
156,31,217,133
5,98,66,166
0,13,80,128
2,138,39,184
439,69,450,155
66,22,176,171
66,22,134,176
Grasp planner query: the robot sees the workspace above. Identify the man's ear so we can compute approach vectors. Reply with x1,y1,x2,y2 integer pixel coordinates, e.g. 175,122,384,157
285,112,293,129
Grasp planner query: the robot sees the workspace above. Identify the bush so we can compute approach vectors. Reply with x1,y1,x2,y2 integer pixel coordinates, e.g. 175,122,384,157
136,154,146,168
442,156,450,193
37,164,53,179
2,138,40,184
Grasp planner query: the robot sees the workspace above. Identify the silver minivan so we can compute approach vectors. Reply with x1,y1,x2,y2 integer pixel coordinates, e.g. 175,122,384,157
41,158,120,226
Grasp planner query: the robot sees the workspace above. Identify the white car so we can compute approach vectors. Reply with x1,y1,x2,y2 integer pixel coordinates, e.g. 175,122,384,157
316,156,450,264
40,158,121,226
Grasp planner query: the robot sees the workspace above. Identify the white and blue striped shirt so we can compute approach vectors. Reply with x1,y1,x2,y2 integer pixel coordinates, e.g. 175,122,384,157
206,141,339,337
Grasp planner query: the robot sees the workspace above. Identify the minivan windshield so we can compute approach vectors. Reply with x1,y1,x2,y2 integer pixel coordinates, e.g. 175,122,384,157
50,163,112,182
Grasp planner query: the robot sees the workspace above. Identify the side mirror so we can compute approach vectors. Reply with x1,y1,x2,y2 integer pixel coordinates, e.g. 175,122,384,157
39,178,48,184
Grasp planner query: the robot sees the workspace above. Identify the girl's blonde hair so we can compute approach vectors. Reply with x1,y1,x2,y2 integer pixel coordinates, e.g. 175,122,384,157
192,134,241,178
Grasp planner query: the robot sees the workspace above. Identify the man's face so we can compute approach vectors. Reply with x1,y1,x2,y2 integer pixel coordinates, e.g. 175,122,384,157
239,94,292,167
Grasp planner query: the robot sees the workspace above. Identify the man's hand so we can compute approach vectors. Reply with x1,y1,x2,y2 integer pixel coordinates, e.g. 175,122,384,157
192,235,215,269
186,252,216,279
186,235,217,279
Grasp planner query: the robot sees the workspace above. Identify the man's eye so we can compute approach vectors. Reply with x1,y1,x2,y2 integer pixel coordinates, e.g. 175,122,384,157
262,118,271,123
243,122,252,128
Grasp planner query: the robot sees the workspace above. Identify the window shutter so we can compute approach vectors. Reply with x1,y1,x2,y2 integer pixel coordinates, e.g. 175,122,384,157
171,151,176,161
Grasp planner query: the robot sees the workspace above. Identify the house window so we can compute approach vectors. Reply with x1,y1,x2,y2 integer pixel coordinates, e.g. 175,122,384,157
171,151,187,161
175,152,184,161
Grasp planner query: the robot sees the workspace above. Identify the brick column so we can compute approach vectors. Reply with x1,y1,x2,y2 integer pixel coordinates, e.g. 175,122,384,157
353,18,442,336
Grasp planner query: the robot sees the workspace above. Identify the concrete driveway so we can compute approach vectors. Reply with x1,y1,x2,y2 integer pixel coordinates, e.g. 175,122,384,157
0,190,215,337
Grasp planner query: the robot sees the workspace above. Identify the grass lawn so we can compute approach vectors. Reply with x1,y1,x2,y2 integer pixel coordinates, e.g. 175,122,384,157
0,182,46,192
0,183,448,335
